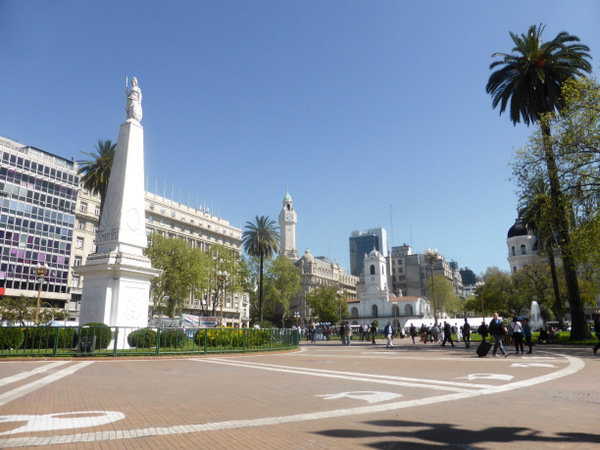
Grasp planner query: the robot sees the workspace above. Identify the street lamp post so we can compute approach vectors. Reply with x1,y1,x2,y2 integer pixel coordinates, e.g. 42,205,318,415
35,263,49,326
424,248,439,327
337,290,344,325
476,281,485,318
294,311,300,326
217,270,228,327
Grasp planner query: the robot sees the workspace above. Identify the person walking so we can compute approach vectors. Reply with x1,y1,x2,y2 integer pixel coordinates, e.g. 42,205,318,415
593,312,600,355
384,321,394,348
410,324,417,344
370,323,377,344
478,321,488,342
511,316,524,354
455,323,462,344
339,322,346,345
522,318,533,354
344,322,352,345
441,321,454,347
488,313,508,357
463,318,471,348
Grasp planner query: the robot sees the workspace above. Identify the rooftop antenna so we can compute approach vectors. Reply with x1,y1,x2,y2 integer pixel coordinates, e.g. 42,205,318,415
389,204,394,247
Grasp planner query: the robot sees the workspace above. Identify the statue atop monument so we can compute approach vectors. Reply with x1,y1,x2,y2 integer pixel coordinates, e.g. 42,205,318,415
126,76,142,123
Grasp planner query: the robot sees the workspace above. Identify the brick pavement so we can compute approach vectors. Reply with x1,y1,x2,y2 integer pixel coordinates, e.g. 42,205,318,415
0,338,597,449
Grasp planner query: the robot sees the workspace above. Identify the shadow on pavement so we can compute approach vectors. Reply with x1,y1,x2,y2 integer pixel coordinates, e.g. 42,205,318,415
315,418,600,449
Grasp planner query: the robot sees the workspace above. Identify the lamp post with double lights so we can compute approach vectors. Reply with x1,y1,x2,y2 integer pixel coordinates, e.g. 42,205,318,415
424,248,439,327
35,263,49,326
217,270,228,327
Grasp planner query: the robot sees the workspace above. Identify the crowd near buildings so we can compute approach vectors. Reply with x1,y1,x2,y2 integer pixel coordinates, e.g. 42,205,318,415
2,132,587,329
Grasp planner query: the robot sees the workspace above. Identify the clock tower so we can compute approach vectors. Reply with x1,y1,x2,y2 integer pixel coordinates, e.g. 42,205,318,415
279,189,298,260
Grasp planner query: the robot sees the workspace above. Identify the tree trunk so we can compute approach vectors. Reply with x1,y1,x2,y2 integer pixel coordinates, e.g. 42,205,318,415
541,122,589,339
546,245,564,325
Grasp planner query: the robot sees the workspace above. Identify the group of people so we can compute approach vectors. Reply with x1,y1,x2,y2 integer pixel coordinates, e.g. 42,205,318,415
482,312,533,357
416,319,472,348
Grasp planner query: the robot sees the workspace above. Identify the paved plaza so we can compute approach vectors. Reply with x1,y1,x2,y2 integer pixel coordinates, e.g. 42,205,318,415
0,338,598,449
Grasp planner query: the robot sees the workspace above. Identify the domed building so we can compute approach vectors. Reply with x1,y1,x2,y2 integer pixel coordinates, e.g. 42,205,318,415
507,218,539,273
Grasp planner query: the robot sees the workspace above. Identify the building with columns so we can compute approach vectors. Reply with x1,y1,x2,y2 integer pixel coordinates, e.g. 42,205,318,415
349,249,432,329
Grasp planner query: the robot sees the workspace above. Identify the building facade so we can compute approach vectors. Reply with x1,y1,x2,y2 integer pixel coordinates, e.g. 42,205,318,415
349,249,432,329
349,227,388,276
507,218,539,273
0,136,78,311
388,244,463,298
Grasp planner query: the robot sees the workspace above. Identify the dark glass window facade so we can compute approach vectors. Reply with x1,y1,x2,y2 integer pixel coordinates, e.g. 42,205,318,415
349,234,379,276
0,144,77,294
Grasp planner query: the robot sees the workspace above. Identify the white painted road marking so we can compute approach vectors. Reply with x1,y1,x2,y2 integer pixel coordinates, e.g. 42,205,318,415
317,391,403,404
0,362,94,407
0,361,71,388
195,358,495,391
458,373,514,381
0,352,584,448
511,363,556,368
0,411,125,435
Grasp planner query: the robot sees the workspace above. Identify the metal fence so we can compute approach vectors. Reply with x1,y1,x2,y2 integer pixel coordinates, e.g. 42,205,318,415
0,325,300,358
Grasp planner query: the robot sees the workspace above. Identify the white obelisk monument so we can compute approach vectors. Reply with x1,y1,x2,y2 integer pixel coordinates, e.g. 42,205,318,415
78,77,160,328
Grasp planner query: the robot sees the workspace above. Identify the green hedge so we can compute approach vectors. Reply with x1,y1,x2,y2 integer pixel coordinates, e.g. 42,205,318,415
159,329,186,348
0,327,25,350
127,328,157,348
79,323,112,350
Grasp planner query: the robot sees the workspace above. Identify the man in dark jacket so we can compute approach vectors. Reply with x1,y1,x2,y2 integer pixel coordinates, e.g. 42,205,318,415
441,321,454,347
463,318,471,348
488,312,508,357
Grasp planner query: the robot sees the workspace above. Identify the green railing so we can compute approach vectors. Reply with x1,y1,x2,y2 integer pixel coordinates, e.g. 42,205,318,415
0,325,300,358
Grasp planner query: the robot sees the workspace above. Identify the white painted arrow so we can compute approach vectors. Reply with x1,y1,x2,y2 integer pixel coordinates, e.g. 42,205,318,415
0,411,125,435
317,391,403,404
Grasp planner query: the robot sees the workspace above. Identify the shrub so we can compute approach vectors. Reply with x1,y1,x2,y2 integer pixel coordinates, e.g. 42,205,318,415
55,327,77,349
0,327,25,350
159,329,186,348
22,326,55,350
79,322,112,350
127,328,157,348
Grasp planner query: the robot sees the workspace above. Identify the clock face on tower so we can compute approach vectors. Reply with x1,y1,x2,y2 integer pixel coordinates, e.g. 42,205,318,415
285,213,293,221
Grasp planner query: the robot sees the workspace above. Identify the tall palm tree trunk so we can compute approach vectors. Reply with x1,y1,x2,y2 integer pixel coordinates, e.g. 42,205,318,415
259,254,264,322
541,122,588,339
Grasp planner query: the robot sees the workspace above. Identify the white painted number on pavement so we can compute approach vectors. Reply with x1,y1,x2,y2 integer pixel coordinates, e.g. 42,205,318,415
0,411,125,435
317,391,403,404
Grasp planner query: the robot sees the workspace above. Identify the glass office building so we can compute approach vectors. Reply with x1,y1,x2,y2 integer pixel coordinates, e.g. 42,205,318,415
0,137,78,306
349,228,388,276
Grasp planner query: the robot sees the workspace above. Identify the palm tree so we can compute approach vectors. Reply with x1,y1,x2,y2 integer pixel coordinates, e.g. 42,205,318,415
77,140,116,221
242,216,280,322
486,24,592,339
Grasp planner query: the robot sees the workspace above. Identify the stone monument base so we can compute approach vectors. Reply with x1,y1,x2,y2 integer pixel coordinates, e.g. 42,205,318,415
78,252,160,328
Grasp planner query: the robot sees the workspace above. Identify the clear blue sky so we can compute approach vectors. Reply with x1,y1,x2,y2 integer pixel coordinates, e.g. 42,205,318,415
1,1,599,276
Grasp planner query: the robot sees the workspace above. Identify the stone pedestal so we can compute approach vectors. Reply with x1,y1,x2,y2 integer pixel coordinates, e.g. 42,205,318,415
78,84,160,329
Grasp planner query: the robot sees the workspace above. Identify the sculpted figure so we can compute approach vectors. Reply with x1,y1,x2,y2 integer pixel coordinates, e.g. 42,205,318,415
126,77,142,122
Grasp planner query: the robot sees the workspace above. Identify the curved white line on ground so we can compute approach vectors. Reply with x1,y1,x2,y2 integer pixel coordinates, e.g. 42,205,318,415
0,352,584,448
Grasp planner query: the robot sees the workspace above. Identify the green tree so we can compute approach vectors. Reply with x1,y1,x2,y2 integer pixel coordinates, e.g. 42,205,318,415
263,256,302,327
77,140,116,220
486,24,592,340
145,234,194,318
305,285,347,325
425,275,462,317
242,216,280,322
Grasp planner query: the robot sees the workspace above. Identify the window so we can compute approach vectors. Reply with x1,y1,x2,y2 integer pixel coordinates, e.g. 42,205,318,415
80,202,88,212
520,244,526,255
74,256,82,266
94,205,101,215
77,221,85,230
76,238,84,249
370,265,375,275
72,276,80,288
